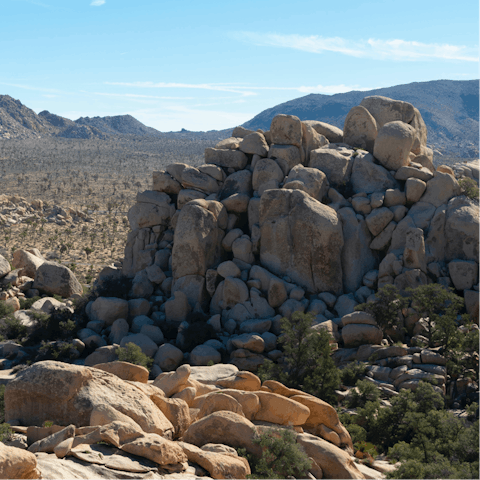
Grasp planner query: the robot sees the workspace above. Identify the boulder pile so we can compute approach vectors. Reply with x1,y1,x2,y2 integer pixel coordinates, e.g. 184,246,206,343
78,95,478,376
1,360,378,479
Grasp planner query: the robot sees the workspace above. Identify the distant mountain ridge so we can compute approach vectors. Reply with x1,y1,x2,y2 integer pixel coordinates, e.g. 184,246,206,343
0,94,228,142
0,79,478,157
242,79,479,158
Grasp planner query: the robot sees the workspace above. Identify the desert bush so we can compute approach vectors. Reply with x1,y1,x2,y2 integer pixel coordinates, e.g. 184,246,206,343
347,379,381,408
116,342,153,370
340,361,367,386
257,312,340,404
0,301,14,319
458,177,479,200
356,284,408,341
0,315,27,341
18,296,41,310
237,428,311,479
407,284,464,352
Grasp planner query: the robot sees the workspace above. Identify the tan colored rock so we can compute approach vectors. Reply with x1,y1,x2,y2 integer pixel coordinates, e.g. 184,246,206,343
121,432,188,466
297,433,364,479
172,200,226,279
197,392,245,420
437,164,455,176
127,198,175,231
53,436,74,458
403,227,427,272
252,158,284,194
290,394,352,450
343,105,377,152
93,361,149,383
0,442,40,479
180,441,251,479
216,137,242,149
304,120,343,143
172,386,196,406
350,152,397,194
271,114,303,147
253,391,310,426
239,132,269,156
5,361,174,439
232,126,254,138
205,147,248,170
28,424,75,453
192,390,260,421
360,95,415,128
153,364,191,397
260,189,343,294
149,395,191,439
316,424,341,447
444,197,479,262
216,371,262,391
373,121,415,171
302,122,329,163
365,207,394,237
420,172,461,208
261,380,305,398
405,177,427,203
183,411,262,456
0,254,11,278
90,404,143,430
409,107,428,154
283,164,329,202
12,249,45,278
309,145,354,187
268,144,302,175
153,170,182,194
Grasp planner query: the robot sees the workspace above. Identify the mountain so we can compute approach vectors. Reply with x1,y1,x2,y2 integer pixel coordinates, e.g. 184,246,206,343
75,114,161,137
242,79,479,158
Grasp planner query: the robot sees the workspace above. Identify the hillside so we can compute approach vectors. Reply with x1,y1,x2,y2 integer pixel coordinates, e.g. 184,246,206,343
242,79,479,158
0,94,229,142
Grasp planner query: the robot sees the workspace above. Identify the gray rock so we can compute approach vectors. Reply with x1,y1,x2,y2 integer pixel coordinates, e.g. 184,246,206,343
33,261,82,298
120,333,158,358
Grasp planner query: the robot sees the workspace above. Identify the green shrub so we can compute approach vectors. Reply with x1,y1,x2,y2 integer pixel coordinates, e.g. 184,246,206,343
347,379,381,408
0,301,14,319
356,284,408,342
346,423,367,444
116,342,153,370
0,315,27,341
238,428,311,479
257,312,340,404
18,296,41,310
407,284,464,351
340,361,367,386
458,177,479,200
0,422,13,443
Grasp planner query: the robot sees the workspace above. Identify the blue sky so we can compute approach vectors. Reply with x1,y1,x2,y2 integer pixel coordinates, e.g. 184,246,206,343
2,0,478,131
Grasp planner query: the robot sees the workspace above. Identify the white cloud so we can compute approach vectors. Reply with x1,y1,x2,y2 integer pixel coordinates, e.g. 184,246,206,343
104,81,370,97
90,0,105,6
233,31,479,62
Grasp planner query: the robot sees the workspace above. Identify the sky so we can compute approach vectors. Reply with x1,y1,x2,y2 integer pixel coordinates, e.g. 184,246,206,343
1,0,478,132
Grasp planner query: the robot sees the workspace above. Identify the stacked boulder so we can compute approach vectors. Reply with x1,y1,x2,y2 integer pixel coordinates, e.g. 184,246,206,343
2,360,372,479
74,96,477,388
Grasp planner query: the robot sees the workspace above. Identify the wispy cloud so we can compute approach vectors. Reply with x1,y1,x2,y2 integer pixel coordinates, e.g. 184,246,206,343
105,81,258,97
104,81,370,96
233,32,479,62
90,92,195,100
90,0,105,6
